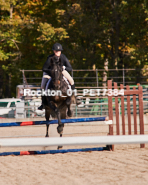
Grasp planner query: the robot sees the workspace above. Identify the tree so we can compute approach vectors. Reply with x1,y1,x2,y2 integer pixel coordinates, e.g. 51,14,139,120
0,0,148,97
61,0,148,85
0,0,69,97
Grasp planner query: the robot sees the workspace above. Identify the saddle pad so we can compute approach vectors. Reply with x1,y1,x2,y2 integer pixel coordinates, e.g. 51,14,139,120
63,76,71,90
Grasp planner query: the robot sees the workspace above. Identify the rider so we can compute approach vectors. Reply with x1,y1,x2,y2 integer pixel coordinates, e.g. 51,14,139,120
38,42,80,110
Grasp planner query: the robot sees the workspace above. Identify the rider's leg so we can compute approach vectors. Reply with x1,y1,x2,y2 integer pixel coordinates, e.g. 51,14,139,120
62,70,81,105
38,72,51,110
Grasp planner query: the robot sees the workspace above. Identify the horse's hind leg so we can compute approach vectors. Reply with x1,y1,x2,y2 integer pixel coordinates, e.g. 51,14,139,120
66,97,72,117
67,104,72,117
45,109,50,137
46,124,49,137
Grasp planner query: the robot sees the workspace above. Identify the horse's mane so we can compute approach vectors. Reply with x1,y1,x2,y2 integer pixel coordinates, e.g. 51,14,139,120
50,56,62,68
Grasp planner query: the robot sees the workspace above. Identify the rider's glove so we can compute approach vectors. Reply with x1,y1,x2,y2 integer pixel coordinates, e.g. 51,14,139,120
62,66,66,71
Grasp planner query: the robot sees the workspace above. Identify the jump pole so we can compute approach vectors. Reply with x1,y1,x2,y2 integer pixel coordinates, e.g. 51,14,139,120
0,147,106,156
0,135,146,148
0,117,110,127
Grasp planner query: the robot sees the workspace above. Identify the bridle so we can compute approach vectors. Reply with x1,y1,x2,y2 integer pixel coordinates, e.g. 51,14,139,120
52,63,62,89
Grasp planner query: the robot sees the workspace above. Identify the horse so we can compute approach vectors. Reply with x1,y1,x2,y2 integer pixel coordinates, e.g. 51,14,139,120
43,55,74,139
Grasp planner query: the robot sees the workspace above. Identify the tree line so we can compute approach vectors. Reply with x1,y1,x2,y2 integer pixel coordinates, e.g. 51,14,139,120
0,0,148,97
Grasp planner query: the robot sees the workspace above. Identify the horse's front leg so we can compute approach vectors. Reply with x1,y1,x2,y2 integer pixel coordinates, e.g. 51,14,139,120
57,110,64,134
48,100,63,134
57,107,67,150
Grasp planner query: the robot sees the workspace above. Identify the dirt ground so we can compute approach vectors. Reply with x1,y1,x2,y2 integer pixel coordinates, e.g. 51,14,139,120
0,121,148,185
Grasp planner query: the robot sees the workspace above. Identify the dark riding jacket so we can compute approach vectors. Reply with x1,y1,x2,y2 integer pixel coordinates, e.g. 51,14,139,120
42,54,72,76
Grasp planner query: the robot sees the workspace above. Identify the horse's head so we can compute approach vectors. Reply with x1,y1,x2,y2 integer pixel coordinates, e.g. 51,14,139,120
50,56,63,90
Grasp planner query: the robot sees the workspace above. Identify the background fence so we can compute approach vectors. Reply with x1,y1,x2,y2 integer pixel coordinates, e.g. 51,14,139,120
20,68,148,87
16,69,148,119
1,97,148,119
0,68,147,119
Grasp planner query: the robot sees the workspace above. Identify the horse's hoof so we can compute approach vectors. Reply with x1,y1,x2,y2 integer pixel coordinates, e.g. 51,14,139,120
67,110,72,117
57,146,63,150
57,125,63,134
45,134,49,137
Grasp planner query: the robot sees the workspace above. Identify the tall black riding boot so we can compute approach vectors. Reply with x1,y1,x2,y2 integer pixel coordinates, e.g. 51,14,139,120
38,96,45,110
71,84,81,105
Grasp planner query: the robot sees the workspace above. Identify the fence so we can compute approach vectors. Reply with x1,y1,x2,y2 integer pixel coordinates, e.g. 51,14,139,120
1,99,148,119
107,80,145,150
20,68,148,88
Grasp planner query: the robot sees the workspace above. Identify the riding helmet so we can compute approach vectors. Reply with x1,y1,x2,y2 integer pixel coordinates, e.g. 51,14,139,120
52,43,63,51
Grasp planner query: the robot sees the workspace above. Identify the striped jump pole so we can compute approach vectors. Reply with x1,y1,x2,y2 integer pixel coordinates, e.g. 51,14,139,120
0,147,106,156
0,117,111,127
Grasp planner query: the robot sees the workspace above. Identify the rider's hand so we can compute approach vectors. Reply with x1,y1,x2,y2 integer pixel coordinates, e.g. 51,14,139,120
62,66,66,71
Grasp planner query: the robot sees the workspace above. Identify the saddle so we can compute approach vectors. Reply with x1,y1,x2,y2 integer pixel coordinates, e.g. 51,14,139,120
45,77,71,90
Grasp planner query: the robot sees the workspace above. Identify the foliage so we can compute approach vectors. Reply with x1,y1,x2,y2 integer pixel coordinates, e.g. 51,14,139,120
0,0,148,97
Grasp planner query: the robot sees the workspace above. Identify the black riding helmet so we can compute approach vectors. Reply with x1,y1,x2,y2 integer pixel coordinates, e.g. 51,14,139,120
52,43,63,51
